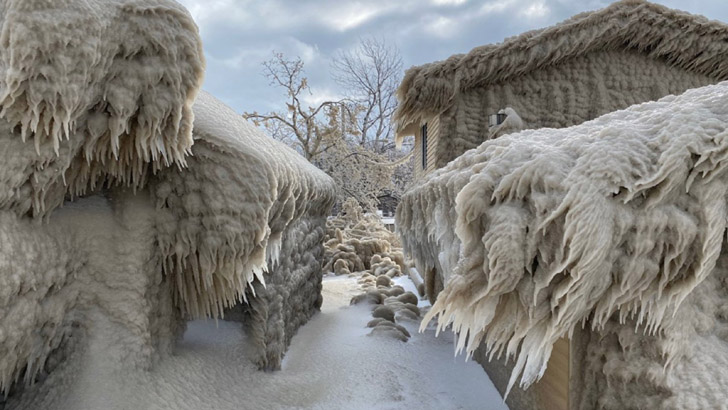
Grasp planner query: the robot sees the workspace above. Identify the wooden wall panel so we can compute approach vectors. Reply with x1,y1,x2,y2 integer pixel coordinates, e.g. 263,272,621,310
535,337,570,410
426,116,440,174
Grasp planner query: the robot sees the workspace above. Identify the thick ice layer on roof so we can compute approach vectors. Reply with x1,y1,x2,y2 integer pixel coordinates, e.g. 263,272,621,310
154,91,336,319
0,0,204,217
397,81,728,395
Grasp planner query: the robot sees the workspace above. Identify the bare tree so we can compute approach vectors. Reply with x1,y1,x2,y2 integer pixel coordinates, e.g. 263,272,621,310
332,37,403,153
314,129,413,212
244,52,346,160
246,43,410,211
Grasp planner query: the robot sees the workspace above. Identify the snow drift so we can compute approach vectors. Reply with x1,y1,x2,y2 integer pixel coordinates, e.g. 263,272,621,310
397,81,728,399
0,0,335,400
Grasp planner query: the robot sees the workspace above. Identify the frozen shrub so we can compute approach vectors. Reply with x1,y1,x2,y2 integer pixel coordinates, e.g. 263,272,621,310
376,276,393,288
372,306,395,322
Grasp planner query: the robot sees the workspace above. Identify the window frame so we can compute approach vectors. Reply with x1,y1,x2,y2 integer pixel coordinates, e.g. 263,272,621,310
421,123,428,170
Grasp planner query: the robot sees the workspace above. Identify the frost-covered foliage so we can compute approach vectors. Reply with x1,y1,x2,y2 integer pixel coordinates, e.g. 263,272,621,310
327,199,400,246
397,81,728,398
323,198,404,276
315,138,408,211
245,52,411,210
0,0,335,399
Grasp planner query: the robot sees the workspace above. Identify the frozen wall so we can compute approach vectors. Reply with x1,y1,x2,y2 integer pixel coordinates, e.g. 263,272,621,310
436,50,717,167
154,91,335,320
0,0,203,398
0,191,186,409
570,259,728,409
397,81,728,408
241,217,327,370
0,0,335,403
394,0,728,170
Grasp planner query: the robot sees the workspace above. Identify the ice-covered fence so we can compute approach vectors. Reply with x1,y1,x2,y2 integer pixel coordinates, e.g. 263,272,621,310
397,81,728,408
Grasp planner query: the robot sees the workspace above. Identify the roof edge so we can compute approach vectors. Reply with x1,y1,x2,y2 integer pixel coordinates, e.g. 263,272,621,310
393,0,728,135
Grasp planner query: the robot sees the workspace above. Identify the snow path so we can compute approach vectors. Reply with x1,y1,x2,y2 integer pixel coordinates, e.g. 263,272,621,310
16,275,507,410
141,275,507,410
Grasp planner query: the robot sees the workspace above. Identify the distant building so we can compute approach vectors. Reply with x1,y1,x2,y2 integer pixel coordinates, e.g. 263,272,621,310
394,0,728,180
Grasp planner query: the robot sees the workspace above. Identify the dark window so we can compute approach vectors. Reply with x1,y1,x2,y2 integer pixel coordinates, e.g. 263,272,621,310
489,112,508,127
421,123,428,170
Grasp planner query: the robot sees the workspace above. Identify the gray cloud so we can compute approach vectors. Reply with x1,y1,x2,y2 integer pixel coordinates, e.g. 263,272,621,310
176,0,728,114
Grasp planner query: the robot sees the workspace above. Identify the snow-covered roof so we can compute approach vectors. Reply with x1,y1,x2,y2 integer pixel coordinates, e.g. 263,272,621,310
394,0,728,141
156,91,336,318
0,0,205,217
397,80,728,395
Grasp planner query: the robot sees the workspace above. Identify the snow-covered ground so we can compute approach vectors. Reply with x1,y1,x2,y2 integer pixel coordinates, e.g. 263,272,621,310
15,275,507,410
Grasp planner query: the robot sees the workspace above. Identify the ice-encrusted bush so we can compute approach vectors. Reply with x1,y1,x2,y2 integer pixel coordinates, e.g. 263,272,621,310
323,198,405,276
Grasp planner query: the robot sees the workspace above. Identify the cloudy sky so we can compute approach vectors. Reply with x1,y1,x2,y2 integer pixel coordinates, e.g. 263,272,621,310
176,0,728,116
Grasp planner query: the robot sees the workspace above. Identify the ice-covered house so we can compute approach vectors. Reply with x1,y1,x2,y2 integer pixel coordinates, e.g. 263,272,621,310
395,2,728,410
399,81,728,410
0,0,335,407
394,0,728,181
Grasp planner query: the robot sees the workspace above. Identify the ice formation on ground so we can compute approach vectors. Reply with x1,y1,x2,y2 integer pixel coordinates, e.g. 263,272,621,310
398,81,728,403
351,270,422,341
320,199,422,342
323,198,405,276
8,275,509,410
0,0,335,401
